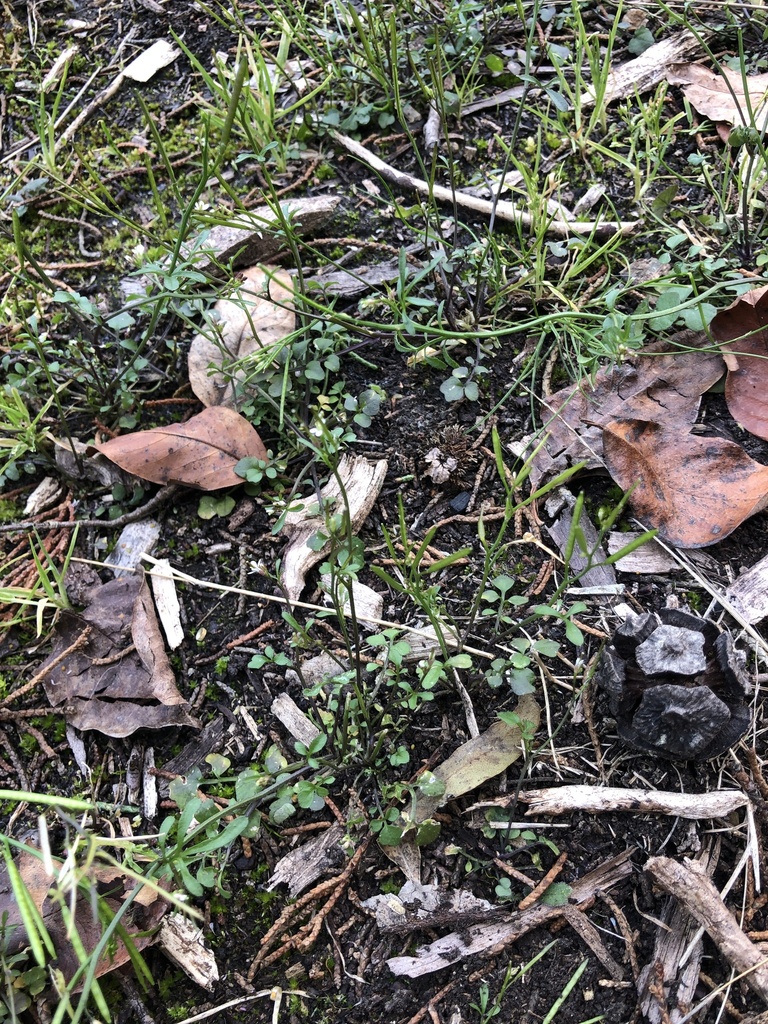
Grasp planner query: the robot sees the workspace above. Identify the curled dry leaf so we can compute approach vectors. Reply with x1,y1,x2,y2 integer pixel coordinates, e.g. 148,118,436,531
603,419,768,547
279,454,388,601
40,572,198,737
667,63,768,129
710,284,768,441
94,407,267,490
188,265,295,409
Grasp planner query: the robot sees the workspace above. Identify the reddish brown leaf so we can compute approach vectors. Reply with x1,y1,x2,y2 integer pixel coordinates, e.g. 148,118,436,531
603,419,768,547
710,285,768,441
524,344,724,489
93,407,267,490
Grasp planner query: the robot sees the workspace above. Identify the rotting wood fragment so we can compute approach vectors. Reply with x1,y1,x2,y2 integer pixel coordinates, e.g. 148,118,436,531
637,844,717,1024
386,849,633,977
645,855,768,1004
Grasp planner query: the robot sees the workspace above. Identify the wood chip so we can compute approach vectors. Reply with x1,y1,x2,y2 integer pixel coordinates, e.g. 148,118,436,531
158,913,219,991
726,552,768,624
150,558,184,649
580,29,706,107
387,850,633,977
271,694,321,747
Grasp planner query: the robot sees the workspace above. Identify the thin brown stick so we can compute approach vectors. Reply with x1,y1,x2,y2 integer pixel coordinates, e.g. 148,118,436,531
0,627,91,708
518,850,568,911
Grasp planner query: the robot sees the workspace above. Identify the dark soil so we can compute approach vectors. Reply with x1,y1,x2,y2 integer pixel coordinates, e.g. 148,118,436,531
3,2,768,1023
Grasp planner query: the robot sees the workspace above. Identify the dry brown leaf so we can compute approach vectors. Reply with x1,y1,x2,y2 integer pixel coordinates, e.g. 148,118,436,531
667,63,768,127
523,344,724,489
188,265,295,408
93,407,267,490
411,694,540,823
40,572,198,737
710,285,768,441
603,419,768,547
0,851,168,983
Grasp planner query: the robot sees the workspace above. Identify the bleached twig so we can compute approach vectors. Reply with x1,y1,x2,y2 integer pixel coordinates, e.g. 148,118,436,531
331,130,640,238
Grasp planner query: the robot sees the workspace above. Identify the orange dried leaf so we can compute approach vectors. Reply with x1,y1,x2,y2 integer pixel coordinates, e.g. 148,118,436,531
94,407,267,490
603,419,768,547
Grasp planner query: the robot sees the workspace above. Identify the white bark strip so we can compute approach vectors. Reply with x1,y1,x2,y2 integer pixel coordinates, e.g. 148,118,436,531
331,131,639,238
516,785,747,820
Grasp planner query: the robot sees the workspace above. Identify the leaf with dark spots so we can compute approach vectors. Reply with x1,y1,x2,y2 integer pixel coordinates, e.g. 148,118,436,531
93,407,267,490
602,419,768,547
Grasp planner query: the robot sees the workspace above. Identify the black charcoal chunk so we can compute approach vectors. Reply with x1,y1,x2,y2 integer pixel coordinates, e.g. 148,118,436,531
627,684,730,759
715,631,752,699
634,625,707,676
613,611,659,659
659,607,719,648
595,646,626,713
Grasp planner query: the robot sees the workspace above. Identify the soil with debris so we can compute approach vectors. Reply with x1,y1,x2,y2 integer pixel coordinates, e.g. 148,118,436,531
3,2,768,1023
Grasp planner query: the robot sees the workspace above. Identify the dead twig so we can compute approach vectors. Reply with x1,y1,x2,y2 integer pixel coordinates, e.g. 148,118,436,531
645,856,768,1004
512,785,748,820
331,130,640,237
517,850,568,911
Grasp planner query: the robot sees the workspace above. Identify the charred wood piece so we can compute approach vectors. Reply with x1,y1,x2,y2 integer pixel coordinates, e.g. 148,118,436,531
595,608,751,760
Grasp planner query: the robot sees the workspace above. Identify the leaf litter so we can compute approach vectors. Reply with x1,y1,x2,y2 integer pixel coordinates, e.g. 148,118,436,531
524,290,768,546
40,572,198,737
667,62,768,134
0,850,170,985
10,12,768,1023
93,406,267,490
187,265,295,409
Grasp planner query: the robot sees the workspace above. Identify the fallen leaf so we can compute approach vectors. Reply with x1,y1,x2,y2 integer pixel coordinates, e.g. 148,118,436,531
521,344,724,489
411,694,540,823
710,285,768,440
0,851,168,983
40,572,198,737
279,454,388,601
93,407,267,490
603,419,768,546
188,265,295,408
667,63,768,128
